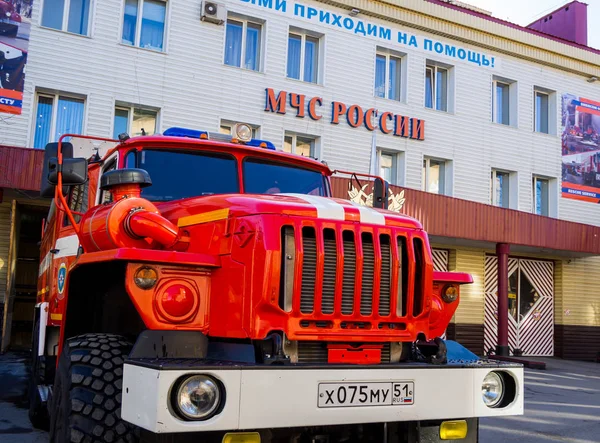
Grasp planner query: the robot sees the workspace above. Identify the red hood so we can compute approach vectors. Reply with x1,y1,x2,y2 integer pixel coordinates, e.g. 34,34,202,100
157,194,422,230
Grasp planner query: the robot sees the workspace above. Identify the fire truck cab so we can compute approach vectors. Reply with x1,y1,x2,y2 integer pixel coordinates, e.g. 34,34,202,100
30,125,523,443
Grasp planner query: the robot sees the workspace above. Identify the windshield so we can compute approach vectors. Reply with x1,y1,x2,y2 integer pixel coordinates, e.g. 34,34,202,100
126,149,239,201
243,158,328,196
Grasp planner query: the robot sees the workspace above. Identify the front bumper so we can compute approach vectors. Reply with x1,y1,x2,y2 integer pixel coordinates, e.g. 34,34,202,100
122,359,523,434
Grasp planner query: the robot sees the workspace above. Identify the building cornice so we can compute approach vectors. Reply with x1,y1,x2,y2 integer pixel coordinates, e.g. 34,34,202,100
318,0,600,78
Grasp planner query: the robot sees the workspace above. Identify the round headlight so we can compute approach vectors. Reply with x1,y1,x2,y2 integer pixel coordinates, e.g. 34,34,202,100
233,123,252,142
176,375,221,420
442,285,458,303
134,266,158,289
482,372,504,408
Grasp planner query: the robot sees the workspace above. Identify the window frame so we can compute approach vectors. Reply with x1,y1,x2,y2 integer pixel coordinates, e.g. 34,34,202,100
32,91,86,149
63,182,89,226
532,176,550,216
125,148,240,201
493,79,511,125
113,105,159,138
287,29,321,83
425,63,449,112
491,169,511,208
40,0,93,35
375,51,402,101
377,150,398,185
224,16,263,71
534,89,550,134
422,157,446,195
283,132,317,158
492,76,518,127
120,0,168,52
98,156,118,204
242,157,328,196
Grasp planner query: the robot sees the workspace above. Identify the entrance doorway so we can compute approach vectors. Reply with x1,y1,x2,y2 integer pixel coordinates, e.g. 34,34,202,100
484,256,554,356
1,203,46,351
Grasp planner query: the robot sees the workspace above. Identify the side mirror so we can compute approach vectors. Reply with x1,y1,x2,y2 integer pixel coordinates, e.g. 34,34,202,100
47,157,88,187
373,178,389,210
40,142,74,198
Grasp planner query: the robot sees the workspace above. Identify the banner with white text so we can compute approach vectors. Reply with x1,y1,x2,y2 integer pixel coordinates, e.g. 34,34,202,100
561,93,600,203
0,0,32,115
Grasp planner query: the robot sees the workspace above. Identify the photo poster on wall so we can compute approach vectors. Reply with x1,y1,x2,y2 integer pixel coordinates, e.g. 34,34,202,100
0,0,32,115
561,93,600,203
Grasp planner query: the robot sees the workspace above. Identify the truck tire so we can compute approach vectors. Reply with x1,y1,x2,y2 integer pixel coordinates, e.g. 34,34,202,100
49,333,139,443
28,319,50,430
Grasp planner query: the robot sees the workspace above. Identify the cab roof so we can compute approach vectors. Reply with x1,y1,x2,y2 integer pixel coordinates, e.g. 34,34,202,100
113,133,333,177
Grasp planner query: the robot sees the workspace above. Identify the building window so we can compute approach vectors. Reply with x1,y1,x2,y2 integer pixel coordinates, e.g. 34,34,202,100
533,176,549,216
283,133,315,157
422,157,446,194
375,52,402,101
494,81,510,125
33,93,85,149
41,0,92,35
379,152,395,183
287,30,320,83
113,106,158,138
535,90,549,134
425,64,448,112
122,0,167,51
219,121,258,138
491,169,510,208
493,77,517,126
224,17,262,71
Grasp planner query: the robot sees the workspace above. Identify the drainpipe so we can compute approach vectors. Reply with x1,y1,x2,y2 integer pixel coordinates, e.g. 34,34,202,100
496,243,510,356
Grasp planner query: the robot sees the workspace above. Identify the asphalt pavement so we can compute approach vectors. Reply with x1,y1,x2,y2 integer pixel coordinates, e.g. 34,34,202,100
0,352,598,442
481,358,600,442
0,352,47,443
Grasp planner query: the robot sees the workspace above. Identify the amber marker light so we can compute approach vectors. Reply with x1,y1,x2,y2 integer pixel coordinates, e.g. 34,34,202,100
442,285,458,303
134,266,158,289
439,420,468,440
222,432,261,443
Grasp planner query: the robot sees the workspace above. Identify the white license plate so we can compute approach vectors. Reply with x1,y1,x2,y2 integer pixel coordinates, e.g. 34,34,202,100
318,382,414,408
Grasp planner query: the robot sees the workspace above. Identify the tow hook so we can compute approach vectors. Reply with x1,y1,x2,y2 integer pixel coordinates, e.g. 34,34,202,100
414,337,448,365
260,332,290,365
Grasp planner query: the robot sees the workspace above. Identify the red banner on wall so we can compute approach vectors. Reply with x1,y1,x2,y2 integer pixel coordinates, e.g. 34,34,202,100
0,0,32,115
562,93,600,203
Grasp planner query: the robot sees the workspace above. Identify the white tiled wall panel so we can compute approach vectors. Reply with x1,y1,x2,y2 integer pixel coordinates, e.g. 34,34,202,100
2,0,600,226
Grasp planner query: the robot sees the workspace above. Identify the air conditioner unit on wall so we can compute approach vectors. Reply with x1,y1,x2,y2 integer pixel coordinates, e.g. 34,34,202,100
201,1,226,25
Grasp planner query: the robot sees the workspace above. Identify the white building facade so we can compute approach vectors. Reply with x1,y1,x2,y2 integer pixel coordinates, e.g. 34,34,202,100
2,0,598,224
1,0,600,358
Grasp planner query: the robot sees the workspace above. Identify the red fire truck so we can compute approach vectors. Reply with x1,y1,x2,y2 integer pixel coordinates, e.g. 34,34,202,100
0,0,21,37
29,125,523,443
582,152,600,187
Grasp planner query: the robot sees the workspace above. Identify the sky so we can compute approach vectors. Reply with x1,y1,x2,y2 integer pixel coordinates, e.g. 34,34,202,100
460,0,600,49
